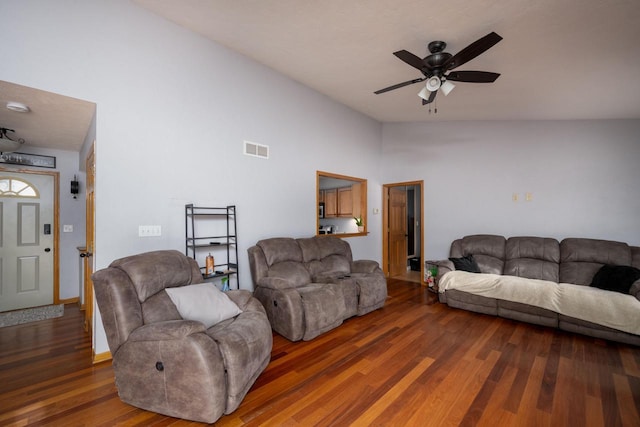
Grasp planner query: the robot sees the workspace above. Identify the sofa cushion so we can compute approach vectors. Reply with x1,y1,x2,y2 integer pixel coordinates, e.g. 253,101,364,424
316,237,352,261
449,254,481,273
165,283,242,328
257,238,302,266
267,261,311,287
111,250,199,302
504,237,560,282
505,237,560,263
296,237,321,262
450,235,506,274
590,265,640,294
560,238,632,286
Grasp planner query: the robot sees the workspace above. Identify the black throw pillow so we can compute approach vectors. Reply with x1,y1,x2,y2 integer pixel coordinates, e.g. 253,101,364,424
449,254,481,273
590,264,640,294
630,280,640,302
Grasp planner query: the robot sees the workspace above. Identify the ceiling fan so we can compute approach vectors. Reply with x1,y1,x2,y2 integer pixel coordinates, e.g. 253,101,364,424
374,32,502,105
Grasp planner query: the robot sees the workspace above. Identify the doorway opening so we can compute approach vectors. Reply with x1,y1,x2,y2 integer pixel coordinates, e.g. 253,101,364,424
382,181,424,284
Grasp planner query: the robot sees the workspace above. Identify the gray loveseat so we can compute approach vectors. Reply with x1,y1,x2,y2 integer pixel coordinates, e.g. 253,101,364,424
92,250,272,423
430,235,640,346
248,236,388,341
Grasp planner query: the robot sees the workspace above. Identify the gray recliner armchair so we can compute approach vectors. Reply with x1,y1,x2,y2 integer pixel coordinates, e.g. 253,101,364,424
92,250,272,424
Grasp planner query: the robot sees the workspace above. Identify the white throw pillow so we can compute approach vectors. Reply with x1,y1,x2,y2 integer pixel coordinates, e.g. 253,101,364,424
165,283,242,328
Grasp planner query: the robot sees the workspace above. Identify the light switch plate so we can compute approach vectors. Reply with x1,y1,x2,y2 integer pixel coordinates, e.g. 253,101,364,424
138,225,162,237
63,225,73,233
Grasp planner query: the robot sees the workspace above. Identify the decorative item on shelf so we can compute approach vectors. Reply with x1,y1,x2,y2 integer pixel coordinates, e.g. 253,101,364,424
205,253,215,276
70,175,80,199
354,216,364,233
221,277,229,292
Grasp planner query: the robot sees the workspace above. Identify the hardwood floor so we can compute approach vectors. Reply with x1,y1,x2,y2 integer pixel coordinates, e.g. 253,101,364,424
391,269,422,284
1,279,638,426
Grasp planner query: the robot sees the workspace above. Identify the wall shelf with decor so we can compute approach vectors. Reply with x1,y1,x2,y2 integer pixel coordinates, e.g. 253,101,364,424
185,204,238,290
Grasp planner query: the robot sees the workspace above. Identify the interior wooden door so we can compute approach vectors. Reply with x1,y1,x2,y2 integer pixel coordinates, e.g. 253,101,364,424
388,186,407,277
83,145,95,334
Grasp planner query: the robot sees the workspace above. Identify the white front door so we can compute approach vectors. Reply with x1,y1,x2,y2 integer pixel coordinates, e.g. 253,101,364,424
0,172,55,312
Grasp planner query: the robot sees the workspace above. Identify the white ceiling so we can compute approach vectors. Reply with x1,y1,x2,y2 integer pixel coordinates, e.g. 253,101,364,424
2,1,638,154
135,0,640,122
0,80,95,152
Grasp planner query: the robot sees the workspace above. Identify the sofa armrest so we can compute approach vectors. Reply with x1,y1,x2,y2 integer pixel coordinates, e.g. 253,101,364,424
257,277,299,290
226,289,268,315
351,260,380,274
128,320,206,342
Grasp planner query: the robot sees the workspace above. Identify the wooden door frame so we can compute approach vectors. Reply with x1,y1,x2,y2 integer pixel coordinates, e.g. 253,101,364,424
382,180,424,284
84,143,95,338
0,167,60,305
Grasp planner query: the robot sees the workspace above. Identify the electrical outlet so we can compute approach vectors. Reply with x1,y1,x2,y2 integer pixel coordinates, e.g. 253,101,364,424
63,225,73,232
138,225,162,237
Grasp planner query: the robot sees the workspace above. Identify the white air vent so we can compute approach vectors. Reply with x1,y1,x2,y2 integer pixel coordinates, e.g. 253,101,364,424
243,141,269,159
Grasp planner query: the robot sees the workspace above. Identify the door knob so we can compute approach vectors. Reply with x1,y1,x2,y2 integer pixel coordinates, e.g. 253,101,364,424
80,252,93,258
44,248,51,252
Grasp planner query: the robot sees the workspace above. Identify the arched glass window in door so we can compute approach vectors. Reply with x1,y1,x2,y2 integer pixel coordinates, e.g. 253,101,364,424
0,176,39,198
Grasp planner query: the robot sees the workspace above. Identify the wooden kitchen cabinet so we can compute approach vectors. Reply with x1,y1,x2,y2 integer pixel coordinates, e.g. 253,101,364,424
351,182,362,219
324,188,337,217
338,187,353,217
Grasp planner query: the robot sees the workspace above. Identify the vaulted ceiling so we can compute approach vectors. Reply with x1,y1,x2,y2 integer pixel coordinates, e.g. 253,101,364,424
135,0,640,122
2,0,639,153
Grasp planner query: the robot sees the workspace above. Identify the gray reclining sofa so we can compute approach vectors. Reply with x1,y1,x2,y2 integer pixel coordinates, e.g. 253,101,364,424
248,236,388,341
430,235,640,346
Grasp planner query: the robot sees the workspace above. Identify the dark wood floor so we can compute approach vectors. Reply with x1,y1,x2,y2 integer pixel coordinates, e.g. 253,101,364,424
1,279,638,426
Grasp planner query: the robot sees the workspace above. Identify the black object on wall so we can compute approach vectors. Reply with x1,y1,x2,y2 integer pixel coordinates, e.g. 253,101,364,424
71,175,79,198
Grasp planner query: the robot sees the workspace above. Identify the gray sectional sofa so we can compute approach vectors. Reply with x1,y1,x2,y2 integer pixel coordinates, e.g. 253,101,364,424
430,235,640,346
248,236,388,341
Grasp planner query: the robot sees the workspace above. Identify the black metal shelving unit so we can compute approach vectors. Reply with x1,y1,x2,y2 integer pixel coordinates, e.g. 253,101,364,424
185,204,238,289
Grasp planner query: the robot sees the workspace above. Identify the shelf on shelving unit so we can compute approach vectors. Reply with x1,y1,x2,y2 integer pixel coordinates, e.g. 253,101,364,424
185,204,238,289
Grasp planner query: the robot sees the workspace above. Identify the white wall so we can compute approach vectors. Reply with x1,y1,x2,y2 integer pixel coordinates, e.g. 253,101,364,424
382,119,640,259
0,1,383,354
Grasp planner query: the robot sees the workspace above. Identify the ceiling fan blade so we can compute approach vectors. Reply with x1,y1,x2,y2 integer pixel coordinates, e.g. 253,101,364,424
446,71,500,83
374,77,426,94
393,50,428,71
443,32,502,70
422,90,437,105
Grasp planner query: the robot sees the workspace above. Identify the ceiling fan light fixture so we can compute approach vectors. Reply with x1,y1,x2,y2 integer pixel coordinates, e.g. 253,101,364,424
417,86,430,101
425,76,441,92
6,101,30,113
0,127,25,153
441,80,456,96
0,139,22,152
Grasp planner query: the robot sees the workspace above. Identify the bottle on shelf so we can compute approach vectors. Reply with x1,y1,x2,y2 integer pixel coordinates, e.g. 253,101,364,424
205,253,215,276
